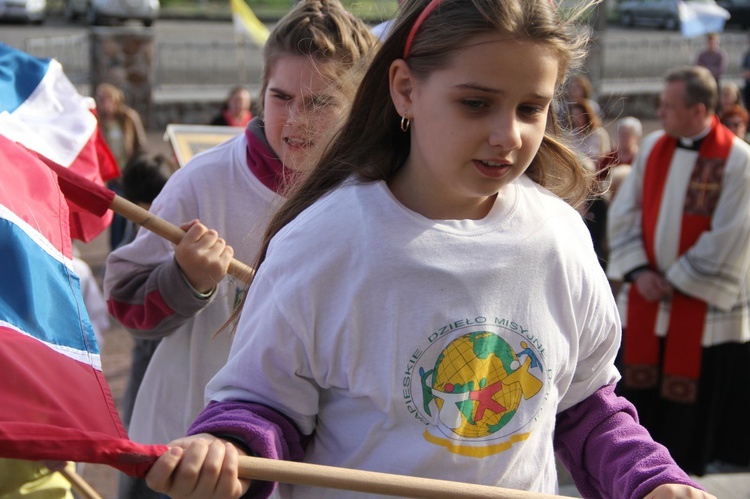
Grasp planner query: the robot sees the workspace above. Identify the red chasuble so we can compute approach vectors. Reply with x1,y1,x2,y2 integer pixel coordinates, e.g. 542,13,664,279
625,116,733,404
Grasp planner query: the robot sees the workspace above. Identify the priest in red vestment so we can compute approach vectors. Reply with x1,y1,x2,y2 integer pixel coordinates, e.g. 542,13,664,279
608,65,750,476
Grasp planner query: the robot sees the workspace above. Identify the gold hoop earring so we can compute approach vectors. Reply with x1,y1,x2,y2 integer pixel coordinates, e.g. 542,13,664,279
400,115,410,132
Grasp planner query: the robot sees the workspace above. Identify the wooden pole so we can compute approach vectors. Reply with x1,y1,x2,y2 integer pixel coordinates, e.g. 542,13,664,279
109,194,254,283
235,32,247,84
237,455,563,499
59,465,103,499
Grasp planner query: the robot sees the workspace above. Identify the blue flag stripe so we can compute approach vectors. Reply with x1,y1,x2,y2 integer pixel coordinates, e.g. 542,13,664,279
0,218,99,355
0,43,50,113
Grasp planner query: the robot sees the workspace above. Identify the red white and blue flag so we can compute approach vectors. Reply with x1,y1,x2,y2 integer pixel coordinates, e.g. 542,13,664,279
0,42,119,242
0,135,165,476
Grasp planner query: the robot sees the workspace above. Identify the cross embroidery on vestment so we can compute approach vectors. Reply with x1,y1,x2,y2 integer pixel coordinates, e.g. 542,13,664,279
684,157,725,216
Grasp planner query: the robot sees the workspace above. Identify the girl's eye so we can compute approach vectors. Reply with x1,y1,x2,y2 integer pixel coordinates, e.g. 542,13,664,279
310,96,337,109
273,92,292,101
520,104,546,117
461,99,487,110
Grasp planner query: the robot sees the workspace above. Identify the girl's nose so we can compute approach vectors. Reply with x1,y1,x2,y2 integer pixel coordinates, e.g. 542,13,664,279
287,100,312,127
488,114,522,150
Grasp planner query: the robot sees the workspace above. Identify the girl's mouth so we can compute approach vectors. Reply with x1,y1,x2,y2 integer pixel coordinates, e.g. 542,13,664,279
474,159,512,179
284,137,311,149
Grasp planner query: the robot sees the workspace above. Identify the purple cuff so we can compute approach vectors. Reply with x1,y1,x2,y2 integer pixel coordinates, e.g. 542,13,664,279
188,400,306,499
554,385,702,499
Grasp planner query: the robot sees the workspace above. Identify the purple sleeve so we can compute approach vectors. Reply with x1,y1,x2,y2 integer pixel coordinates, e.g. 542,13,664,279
554,385,702,499
188,400,307,499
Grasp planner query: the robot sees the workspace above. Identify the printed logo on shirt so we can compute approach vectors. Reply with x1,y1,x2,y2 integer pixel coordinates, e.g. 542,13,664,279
402,316,549,457
232,283,248,312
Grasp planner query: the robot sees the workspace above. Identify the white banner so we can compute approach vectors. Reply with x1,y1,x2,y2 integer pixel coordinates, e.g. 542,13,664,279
678,0,731,38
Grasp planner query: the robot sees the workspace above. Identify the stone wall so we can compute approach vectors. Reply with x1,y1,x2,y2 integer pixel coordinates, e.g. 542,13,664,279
600,91,661,122
151,97,225,131
89,26,155,123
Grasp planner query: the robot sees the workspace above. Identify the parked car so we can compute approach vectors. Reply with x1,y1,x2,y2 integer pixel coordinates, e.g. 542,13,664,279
618,0,723,30
717,0,750,28
0,0,45,23
63,0,158,26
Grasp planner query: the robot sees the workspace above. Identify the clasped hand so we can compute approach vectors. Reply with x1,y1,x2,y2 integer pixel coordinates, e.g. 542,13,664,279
634,269,672,302
175,220,234,294
146,434,249,499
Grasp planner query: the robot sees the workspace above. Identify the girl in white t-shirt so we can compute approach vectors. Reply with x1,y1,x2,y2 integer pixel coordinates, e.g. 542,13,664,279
145,1,713,498
104,1,377,498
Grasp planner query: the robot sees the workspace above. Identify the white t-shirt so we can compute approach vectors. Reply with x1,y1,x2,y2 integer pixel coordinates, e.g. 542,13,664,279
105,132,282,445
207,175,621,497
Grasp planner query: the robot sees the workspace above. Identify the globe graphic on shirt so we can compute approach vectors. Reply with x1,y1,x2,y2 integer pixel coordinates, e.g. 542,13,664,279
431,331,523,439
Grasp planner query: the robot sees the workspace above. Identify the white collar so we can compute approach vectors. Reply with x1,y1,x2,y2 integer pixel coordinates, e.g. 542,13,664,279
679,125,711,148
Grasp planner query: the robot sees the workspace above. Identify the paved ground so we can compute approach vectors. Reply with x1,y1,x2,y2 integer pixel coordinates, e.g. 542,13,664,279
71,129,750,498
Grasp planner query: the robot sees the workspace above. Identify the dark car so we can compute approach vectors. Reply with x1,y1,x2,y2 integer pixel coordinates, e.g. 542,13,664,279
717,0,750,28
63,0,158,26
0,0,45,23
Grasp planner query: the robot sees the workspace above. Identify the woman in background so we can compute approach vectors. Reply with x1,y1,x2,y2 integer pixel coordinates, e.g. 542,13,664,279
210,86,253,128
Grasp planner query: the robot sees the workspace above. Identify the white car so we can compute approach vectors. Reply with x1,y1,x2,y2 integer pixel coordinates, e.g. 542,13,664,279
618,0,725,30
0,0,46,24
63,0,158,26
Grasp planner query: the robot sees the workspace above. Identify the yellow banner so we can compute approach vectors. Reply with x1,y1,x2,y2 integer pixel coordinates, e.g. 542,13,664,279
230,0,270,46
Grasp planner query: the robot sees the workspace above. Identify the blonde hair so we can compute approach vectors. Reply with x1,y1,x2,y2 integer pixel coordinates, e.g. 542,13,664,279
617,116,642,138
95,82,124,107
569,98,602,135
256,0,378,117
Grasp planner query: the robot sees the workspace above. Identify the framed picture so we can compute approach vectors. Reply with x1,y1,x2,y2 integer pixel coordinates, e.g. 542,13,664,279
164,124,244,167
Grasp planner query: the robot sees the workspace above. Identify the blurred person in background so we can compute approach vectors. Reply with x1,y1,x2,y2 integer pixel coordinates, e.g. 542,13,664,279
94,83,148,251
695,32,727,88
568,98,612,271
718,81,743,119
109,152,176,499
565,73,601,118
209,86,253,128
597,117,643,294
599,116,643,176
608,65,750,476
569,98,611,163
95,83,147,171
721,104,749,141
72,248,110,347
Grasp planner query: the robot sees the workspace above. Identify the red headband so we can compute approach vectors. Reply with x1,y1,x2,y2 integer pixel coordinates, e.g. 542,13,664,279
403,0,442,58
403,0,559,58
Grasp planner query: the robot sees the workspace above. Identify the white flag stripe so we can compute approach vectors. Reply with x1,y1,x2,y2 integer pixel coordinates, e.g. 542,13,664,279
0,59,96,168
